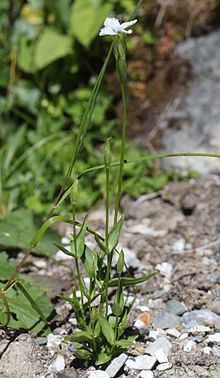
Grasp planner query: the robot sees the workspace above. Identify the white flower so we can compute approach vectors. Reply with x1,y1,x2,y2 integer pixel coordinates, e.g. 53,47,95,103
99,17,137,36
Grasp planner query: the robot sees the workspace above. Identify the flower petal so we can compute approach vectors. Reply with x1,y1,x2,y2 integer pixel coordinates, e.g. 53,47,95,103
104,17,120,28
121,29,133,34
99,26,118,36
120,19,138,29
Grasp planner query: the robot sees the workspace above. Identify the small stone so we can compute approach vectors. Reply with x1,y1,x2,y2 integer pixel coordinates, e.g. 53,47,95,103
172,239,185,252
137,312,151,327
212,346,220,357
145,337,172,357
57,368,78,378
156,362,172,371
154,348,168,363
105,353,127,377
165,299,187,316
189,325,211,334
208,333,220,343
203,347,212,355
138,371,154,378
47,333,62,349
136,305,150,312
166,329,181,338
88,371,110,378
148,330,166,341
134,320,146,329
126,355,157,370
183,310,220,329
183,340,196,352
155,262,173,279
210,300,220,315
34,337,47,346
49,354,65,374
153,311,182,329
179,333,189,341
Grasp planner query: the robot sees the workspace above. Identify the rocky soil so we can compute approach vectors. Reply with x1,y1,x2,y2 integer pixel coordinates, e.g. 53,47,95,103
1,174,220,378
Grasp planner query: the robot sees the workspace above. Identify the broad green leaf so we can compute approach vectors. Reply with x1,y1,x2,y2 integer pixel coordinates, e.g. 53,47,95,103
69,331,93,343
96,349,112,365
35,28,72,69
115,335,137,347
108,216,124,252
18,37,36,73
109,272,157,287
0,209,60,256
0,252,17,280
112,303,122,317
70,0,112,47
74,348,93,360
0,278,52,332
98,315,115,345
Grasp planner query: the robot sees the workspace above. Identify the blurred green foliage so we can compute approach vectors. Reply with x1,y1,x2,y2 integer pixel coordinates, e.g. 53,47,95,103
0,0,170,217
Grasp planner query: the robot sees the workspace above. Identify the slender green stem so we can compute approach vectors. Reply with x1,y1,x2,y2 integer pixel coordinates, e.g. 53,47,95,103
104,254,112,318
105,168,110,245
114,81,127,226
72,205,84,309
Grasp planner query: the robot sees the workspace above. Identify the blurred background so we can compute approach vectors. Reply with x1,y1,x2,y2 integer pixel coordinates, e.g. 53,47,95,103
1,0,220,218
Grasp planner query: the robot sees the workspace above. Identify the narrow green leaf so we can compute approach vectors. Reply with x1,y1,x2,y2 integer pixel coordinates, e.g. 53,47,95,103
117,250,124,276
109,272,157,287
94,321,101,338
98,315,115,345
108,216,124,252
74,215,87,258
94,234,108,254
82,246,97,277
115,335,137,347
53,243,75,258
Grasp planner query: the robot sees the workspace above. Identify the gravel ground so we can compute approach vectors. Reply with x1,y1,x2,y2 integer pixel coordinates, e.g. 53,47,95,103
1,175,220,378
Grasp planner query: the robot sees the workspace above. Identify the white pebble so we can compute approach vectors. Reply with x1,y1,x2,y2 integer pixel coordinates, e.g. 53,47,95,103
155,262,173,279
88,371,110,378
154,348,168,363
134,320,146,329
179,333,188,341
156,362,172,371
139,371,154,378
183,340,196,352
166,328,181,338
189,325,211,334
49,354,65,373
203,347,212,355
47,334,62,349
126,355,157,370
208,333,220,343
148,330,165,341
172,239,185,252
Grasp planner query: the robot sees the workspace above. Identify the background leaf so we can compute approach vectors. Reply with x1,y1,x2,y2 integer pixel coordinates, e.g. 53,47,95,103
0,209,60,256
70,0,112,47
35,28,72,69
